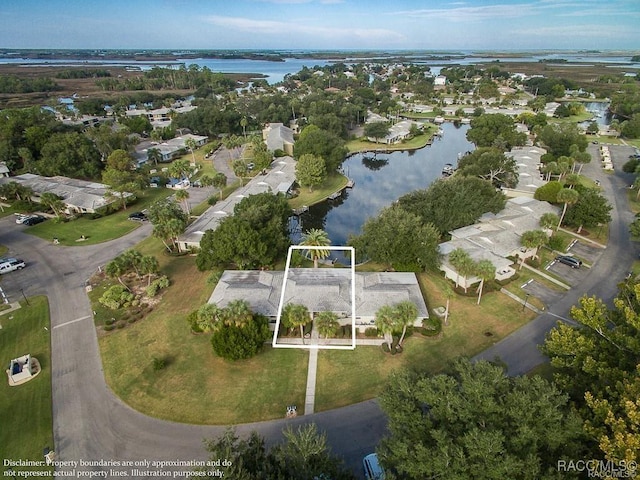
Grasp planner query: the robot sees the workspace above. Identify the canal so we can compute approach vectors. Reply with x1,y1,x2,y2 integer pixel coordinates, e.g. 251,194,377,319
290,122,475,252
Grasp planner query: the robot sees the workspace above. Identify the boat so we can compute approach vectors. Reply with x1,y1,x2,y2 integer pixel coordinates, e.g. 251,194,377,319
442,164,456,177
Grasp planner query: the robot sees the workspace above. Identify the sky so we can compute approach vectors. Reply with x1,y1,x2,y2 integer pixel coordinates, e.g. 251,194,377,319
1,0,639,51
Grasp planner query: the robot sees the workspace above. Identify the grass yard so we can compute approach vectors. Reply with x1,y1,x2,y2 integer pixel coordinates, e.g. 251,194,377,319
0,296,54,462
346,127,438,154
314,273,536,412
98,238,308,424
24,187,172,246
289,173,349,210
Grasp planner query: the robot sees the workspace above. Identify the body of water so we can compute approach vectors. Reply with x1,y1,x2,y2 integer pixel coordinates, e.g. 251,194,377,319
2,52,638,84
290,122,474,254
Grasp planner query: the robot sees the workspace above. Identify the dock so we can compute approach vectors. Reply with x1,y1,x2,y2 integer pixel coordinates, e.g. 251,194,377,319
293,205,309,215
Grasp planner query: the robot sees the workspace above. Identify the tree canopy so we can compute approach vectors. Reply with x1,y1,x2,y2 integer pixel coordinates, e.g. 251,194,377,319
378,359,586,480
294,125,348,172
295,153,327,192
196,192,292,270
203,425,355,480
398,176,506,235
466,113,527,151
456,147,519,188
537,123,588,159
348,205,441,270
563,186,612,233
542,280,640,464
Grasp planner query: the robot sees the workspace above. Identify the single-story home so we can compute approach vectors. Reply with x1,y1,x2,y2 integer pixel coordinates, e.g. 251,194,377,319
439,197,558,287
209,269,429,332
177,156,297,251
135,134,208,165
263,123,295,156
502,146,548,198
0,173,133,214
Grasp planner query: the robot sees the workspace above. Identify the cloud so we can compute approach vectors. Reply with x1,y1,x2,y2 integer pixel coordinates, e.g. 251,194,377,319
514,23,635,38
391,0,639,22
205,15,404,43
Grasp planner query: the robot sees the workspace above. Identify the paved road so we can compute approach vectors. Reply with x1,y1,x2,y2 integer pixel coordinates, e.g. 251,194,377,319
475,143,637,374
0,144,634,478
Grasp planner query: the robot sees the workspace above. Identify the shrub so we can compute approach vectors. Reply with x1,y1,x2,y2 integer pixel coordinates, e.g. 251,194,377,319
186,310,202,333
103,324,115,331
623,158,640,173
364,327,379,337
382,343,390,353
211,315,270,360
99,285,134,310
422,317,442,337
547,234,566,252
146,275,170,297
152,357,166,371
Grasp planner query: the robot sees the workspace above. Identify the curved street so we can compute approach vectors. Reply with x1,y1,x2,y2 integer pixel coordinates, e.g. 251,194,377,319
0,144,635,477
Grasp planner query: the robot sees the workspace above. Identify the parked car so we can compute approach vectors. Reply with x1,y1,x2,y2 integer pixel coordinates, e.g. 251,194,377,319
555,255,582,269
22,215,45,226
0,258,26,275
15,214,30,224
363,454,385,480
128,211,148,222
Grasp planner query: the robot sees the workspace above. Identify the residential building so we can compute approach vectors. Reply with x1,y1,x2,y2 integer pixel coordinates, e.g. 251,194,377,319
263,123,295,155
209,269,429,332
177,156,297,251
502,146,548,198
0,173,132,214
439,197,559,288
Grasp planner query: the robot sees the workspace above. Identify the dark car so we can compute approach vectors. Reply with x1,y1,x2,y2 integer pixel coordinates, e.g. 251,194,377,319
128,212,148,222
22,215,45,226
555,255,582,269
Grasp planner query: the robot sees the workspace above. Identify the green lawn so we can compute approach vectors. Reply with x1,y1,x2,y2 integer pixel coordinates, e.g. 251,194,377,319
97,237,307,424
346,127,438,154
315,272,536,411
0,296,54,462
289,173,349,209
25,188,172,246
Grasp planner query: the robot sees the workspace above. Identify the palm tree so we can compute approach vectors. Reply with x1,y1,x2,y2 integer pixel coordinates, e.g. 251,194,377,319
448,248,475,292
120,249,144,278
147,147,162,166
315,311,340,339
564,173,580,189
184,138,197,164
224,299,253,328
539,212,560,232
39,192,65,218
212,172,227,200
474,259,495,305
375,304,396,350
240,116,248,138
232,159,247,186
556,188,580,230
394,301,418,346
174,188,190,215
519,230,548,268
282,303,310,343
299,229,331,268
104,256,129,290
197,303,223,333
139,255,159,286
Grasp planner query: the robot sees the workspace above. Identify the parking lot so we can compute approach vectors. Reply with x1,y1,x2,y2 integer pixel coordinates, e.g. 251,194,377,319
521,279,564,308
565,240,604,265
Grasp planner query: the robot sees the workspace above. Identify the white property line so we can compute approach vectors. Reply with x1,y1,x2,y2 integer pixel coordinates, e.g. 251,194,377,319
53,315,92,330
272,245,357,350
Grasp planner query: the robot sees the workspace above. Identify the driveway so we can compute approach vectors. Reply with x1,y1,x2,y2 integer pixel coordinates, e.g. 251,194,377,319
521,279,564,307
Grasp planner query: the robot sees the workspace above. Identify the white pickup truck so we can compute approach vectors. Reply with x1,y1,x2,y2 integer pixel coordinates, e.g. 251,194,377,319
0,258,26,274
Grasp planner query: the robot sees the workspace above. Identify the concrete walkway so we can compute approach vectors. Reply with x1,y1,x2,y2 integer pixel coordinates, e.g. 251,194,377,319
304,327,320,415
0,301,22,317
